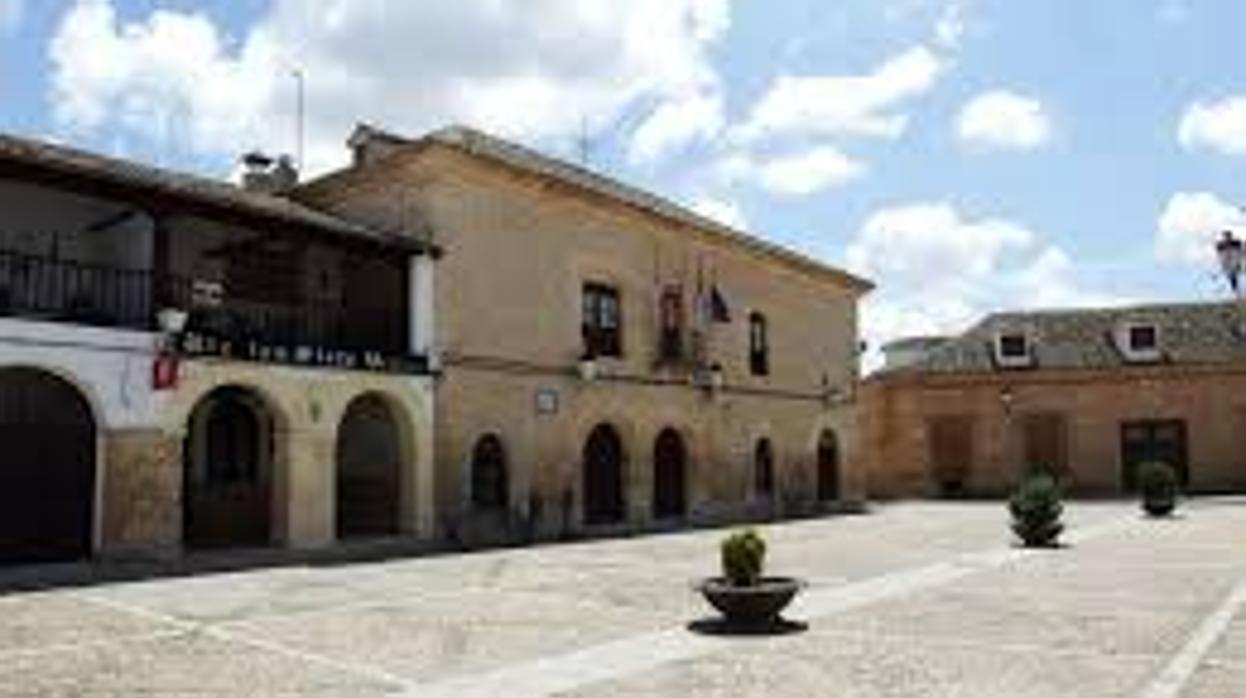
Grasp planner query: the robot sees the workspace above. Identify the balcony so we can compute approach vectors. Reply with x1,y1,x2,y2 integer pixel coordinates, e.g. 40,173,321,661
0,249,423,373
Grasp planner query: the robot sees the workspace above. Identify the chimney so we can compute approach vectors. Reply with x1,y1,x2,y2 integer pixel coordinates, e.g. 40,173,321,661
240,151,298,195
347,124,409,168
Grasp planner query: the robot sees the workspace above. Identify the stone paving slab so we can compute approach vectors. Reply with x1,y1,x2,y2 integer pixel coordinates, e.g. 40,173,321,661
0,501,1244,697
0,632,398,698
555,628,1158,698
0,593,174,655
217,588,673,684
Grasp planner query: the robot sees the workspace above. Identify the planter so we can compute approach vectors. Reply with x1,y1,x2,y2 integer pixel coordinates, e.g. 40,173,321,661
697,576,804,626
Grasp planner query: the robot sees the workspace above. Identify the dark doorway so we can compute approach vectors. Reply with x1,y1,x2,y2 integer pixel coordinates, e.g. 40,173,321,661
471,434,509,511
583,423,625,525
1022,413,1069,478
0,368,96,564
336,394,402,538
184,387,274,549
652,428,687,520
928,416,974,498
754,438,775,499
817,429,840,502
1120,420,1188,491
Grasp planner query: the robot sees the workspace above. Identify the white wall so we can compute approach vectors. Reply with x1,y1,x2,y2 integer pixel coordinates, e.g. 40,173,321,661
0,318,164,429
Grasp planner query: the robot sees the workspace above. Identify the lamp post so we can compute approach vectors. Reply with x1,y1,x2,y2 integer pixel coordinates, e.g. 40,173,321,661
1216,229,1245,339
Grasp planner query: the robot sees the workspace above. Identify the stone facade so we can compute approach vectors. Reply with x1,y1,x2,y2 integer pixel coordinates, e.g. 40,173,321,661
300,128,870,539
863,352,1246,499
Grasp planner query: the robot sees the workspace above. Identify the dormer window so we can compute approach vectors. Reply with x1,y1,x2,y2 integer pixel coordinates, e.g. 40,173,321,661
994,331,1034,368
1117,322,1161,362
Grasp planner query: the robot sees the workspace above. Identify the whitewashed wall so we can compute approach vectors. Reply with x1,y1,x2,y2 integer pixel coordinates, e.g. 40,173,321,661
0,318,164,429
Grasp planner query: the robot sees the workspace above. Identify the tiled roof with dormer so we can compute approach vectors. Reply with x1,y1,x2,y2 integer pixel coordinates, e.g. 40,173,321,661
886,300,1246,375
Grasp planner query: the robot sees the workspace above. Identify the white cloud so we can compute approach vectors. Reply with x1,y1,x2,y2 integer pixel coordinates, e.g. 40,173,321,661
629,90,723,164
955,90,1051,151
933,1,968,50
719,145,866,196
1178,97,1246,155
733,45,943,143
49,0,730,174
690,196,748,229
0,0,20,32
1156,191,1244,265
844,202,1124,371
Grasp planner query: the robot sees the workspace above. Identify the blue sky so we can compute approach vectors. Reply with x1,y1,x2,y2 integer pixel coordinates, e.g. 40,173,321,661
2,0,1244,360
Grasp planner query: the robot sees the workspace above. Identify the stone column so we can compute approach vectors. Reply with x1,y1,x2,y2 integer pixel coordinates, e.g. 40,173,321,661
100,428,182,560
276,427,336,549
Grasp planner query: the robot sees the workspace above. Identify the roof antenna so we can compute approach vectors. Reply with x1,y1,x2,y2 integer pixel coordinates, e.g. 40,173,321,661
292,68,305,172
575,116,593,168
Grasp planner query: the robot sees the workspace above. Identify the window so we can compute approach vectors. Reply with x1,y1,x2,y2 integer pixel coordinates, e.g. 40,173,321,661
994,331,1033,368
1120,420,1188,490
582,282,621,358
749,312,769,376
1128,325,1157,351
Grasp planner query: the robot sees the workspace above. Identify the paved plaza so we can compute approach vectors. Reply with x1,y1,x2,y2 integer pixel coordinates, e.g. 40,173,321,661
1,500,1245,696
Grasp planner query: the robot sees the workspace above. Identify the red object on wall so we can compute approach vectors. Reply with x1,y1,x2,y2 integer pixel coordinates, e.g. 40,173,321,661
152,352,180,391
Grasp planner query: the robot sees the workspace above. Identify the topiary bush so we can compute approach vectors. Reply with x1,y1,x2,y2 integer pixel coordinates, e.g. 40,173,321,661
1138,461,1179,517
721,528,766,586
1009,473,1064,548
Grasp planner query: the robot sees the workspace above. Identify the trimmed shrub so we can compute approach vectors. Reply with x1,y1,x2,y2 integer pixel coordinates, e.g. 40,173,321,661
721,528,766,586
1009,473,1064,548
1138,461,1179,517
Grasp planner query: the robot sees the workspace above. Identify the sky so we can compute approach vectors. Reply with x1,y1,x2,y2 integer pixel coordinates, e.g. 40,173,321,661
1,0,1245,368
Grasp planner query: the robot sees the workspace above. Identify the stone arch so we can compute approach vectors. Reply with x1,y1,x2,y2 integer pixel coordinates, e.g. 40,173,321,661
651,427,687,520
0,367,98,563
335,392,406,538
583,422,627,525
470,433,510,512
183,385,283,549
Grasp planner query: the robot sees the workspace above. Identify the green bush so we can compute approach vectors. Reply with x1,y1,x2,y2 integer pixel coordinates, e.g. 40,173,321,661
1009,473,1064,548
721,528,766,586
1138,461,1179,517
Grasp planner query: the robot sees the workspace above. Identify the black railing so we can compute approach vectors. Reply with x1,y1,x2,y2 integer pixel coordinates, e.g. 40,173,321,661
0,249,155,329
0,250,413,368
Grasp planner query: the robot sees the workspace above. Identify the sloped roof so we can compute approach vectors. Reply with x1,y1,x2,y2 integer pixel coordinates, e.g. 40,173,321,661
302,123,873,292
889,300,1246,374
0,132,423,251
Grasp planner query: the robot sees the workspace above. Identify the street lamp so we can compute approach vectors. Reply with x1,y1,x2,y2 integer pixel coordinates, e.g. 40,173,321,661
1215,230,1243,295
1215,229,1246,341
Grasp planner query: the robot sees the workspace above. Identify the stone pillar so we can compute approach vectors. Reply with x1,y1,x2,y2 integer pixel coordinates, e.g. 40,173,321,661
410,254,436,359
100,428,182,560
276,428,336,549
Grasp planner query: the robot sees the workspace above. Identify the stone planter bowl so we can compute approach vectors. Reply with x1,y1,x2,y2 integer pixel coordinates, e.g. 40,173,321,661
697,576,805,626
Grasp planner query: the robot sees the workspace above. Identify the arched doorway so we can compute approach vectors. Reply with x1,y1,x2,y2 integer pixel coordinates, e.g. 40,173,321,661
583,423,625,525
817,429,840,502
470,434,509,511
336,394,403,538
183,386,275,549
0,368,96,563
754,438,775,500
652,428,687,520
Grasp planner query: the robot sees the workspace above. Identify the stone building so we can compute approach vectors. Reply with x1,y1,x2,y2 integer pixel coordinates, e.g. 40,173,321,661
0,134,437,563
298,125,872,541
862,301,1246,499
